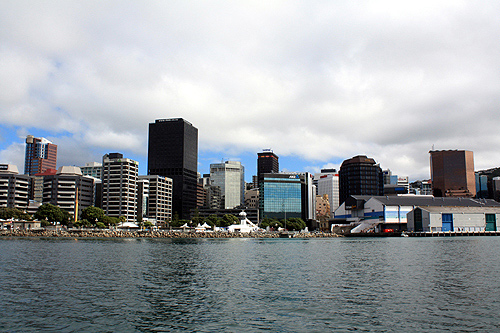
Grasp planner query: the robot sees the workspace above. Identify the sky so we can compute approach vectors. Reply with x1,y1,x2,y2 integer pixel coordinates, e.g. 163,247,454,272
2,0,500,182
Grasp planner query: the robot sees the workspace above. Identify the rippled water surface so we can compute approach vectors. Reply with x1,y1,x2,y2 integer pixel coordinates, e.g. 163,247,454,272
1,236,499,332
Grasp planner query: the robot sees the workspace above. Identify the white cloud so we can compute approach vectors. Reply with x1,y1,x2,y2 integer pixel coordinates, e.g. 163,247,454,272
1,0,500,180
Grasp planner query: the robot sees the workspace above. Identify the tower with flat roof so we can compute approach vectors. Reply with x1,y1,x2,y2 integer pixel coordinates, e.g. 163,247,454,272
430,150,475,197
24,135,57,176
148,118,198,219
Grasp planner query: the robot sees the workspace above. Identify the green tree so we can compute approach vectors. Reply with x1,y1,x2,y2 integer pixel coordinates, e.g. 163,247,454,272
81,206,105,223
220,214,238,227
103,216,120,227
260,217,281,229
192,208,202,225
35,204,64,223
283,218,306,231
203,214,221,228
0,207,31,221
96,222,106,229
143,221,153,228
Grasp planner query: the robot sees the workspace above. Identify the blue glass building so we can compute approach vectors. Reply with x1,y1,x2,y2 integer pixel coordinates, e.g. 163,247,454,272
259,173,315,221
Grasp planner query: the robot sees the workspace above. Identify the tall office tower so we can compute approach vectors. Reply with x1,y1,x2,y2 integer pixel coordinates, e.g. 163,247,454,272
42,166,94,220
259,172,315,221
138,175,173,228
339,155,383,205
0,164,32,210
102,153,138,221
80,162,103,179
148,118,198,219
430,150,476,197
210,161,245,209
257,149,279,180
314,169,340,217
24,135,57,176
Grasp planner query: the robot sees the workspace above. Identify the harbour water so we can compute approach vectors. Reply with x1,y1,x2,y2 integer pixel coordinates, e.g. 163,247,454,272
1,236,499,332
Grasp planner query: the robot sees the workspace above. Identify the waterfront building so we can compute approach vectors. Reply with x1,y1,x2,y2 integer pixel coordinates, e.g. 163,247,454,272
429,150,475,197
42,166,94,220
210,161,245,209
24,135,57,176
0,164,31,211
339,155,383,205
80,162,103,179
259,172,315,222
138,175,172,228
148,118,198,219
314,169,340,216
407,206,500,232
334,195,500,232
102,153,138,221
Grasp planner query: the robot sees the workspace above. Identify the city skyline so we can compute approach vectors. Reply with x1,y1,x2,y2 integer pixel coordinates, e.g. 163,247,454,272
2,1,500,181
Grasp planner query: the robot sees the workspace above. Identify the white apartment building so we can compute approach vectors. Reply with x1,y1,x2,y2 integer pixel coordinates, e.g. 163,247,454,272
102,153,138,221
138,175,172,228
314,169,340,218
0,164,31,211
80,162,103,179
210,161,245,209
42,166,94,220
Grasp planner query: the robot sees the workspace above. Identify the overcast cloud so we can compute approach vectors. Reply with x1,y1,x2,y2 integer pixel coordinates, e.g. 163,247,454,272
1,0,500,180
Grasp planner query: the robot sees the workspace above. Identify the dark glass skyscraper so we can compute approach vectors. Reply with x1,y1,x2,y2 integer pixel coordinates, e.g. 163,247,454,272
257,150,279,180
148,118,198,220
339,155,383,205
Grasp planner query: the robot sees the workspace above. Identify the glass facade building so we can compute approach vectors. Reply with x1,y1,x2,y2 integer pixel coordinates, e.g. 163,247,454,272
260,173,315,221
210,161,245,209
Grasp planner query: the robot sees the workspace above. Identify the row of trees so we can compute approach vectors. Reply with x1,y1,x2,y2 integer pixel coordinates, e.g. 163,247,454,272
2,204,307,231
1,204,134,228
260,217,307,231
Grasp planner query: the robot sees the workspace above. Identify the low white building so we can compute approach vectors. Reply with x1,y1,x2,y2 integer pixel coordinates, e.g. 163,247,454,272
407,206,500,232
228,211,259,233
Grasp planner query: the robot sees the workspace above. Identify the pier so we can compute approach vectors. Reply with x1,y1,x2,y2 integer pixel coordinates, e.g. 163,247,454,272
406,231,500,237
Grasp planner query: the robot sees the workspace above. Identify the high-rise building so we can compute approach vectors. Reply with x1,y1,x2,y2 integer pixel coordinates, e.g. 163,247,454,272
314,169,340,217
102,153,138,221
138,175,173,228
259,172,315,221
210,161,245,209
42,166,94,221
429,150,475,197
148,118,198,219
80,162,103,179
339,155,383,205
257,149,279,180
0,164,31,211
24,135,57,176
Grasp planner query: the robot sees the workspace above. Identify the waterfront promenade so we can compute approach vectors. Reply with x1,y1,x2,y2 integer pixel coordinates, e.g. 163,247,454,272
0,229,341,239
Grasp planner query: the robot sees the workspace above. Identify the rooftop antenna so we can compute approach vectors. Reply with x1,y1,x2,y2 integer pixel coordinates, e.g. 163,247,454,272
432,144,435,151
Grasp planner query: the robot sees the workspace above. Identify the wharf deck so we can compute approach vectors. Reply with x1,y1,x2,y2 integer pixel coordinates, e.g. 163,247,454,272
407,231,500,237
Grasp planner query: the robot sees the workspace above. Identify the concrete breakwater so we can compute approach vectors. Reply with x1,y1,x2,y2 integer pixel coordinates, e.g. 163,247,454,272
0,229,341,239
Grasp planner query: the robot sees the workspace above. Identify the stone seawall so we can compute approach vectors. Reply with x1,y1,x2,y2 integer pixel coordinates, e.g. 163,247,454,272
0,229,341,239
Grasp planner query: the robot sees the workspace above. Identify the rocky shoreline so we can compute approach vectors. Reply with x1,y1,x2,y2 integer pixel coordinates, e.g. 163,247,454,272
0,229,342,239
